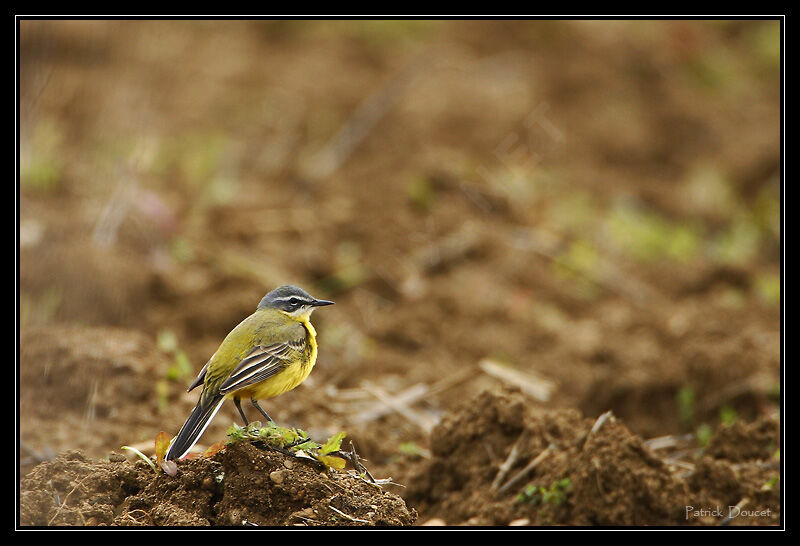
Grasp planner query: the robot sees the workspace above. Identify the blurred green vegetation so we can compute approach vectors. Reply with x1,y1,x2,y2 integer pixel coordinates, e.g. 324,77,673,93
719,405,738,426
551,241,602,300
315,240,368,294
607,205,702,263
677,385,696,426
21,120,63,192
696,423,713,448
19,287,62,328
157,329,193,381
406,176,437,212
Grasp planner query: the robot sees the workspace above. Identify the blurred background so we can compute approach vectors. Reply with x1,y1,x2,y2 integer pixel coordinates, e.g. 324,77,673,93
19,20,780,479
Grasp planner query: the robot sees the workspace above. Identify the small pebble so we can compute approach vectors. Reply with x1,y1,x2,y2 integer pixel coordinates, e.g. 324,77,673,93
270,470,286,485
108,453,127,463
283,459,294,470
509,518,529,526
421,518,446,526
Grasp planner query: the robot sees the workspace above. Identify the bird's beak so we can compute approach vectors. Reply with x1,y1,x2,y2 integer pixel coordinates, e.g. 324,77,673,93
312,299,335,307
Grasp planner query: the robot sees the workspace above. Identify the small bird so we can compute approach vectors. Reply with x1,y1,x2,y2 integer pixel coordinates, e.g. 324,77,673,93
165,285,334,461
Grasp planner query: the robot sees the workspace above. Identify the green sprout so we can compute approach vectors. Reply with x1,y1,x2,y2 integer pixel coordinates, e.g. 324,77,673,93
761,476,779,492
719,406,738,426
677,385,696,426
695,423,713,448
517,478,572,506
398,442,424,457
406,176,437,211
120,446,158,473
157,329,193,381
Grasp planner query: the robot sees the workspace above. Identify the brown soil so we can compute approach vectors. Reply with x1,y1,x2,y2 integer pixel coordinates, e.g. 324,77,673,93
20,442,415,526
406,388,780,526
18,20,781,527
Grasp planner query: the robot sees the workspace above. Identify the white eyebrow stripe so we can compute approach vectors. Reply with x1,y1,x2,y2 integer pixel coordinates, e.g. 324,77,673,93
272,296,314,304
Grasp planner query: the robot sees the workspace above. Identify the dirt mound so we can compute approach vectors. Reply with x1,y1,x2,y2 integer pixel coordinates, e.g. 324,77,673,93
705,416,780,462
686,416,780,526
20,441,415,527
406,388,780,526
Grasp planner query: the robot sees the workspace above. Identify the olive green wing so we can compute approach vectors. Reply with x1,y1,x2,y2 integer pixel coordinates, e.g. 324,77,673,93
218,338,307,395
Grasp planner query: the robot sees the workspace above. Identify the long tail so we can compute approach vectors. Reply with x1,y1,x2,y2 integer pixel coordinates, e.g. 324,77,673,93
165,393,225,461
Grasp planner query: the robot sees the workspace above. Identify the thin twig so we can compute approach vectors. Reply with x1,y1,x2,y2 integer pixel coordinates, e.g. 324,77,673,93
496,444,555,496
644,433,695,451
720,497,749,526
352,383,429,424
328,505,370,524
84,379,98,423
582,410,614,451
302,57,427,183
491,433,527,491
21,442,56,465
360,381,438,433
479,359,555,402
92,174,137,248
337,440,376,483
662,458,696,471
48,475,92,525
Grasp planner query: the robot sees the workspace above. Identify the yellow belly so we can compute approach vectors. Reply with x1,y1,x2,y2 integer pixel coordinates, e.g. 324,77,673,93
228,361,313,401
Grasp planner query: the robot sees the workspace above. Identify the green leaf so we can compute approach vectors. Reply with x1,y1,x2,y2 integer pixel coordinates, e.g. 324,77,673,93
320,432,347,456
316,455,347,470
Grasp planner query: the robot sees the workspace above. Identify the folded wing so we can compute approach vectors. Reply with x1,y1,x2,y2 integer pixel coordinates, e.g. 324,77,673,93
219,339,305,394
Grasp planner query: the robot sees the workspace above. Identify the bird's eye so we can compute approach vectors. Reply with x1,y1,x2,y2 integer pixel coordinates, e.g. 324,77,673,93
289,298,300,306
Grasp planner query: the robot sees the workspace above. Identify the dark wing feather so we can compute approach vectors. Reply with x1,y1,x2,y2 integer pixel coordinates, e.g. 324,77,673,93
187,360,210,392
218,340,305,394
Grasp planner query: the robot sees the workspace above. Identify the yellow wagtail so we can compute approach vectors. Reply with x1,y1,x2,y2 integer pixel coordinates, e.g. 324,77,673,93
165,285,334,460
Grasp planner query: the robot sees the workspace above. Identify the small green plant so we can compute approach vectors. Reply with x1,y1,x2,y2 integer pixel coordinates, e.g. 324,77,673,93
696,423,713,448
606,204,701,263
551,240,602,299
719,405,738,426
761,476,779,491
157,330,193,381
21,158,62,192
676,385,695,426
754,272,781,307
226,422,348,470
398,442,424,457
406,176,437,211
120,445,158,473
121,431,177,476
169,237,196,264
517,478,572,506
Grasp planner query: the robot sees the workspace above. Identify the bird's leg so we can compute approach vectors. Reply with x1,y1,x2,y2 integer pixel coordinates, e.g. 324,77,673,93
251,398,274,423
234,397,249,426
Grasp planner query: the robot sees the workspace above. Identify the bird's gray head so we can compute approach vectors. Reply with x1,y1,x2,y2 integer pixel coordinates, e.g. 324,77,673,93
258,285,334,318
